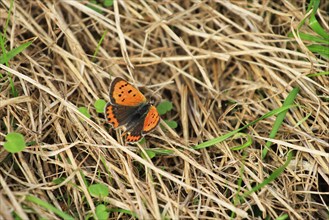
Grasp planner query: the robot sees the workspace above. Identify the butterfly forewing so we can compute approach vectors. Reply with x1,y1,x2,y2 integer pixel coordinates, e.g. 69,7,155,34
109,77,146,106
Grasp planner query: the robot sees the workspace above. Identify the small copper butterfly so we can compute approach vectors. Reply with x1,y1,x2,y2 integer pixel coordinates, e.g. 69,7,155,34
105,77,160,142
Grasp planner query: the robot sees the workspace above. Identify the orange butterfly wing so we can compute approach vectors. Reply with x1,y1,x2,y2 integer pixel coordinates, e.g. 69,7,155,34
105,77,160,143
109,77,146,106
105,103,120,128
142,105,160,134
125,105,160,142
126,133,143,143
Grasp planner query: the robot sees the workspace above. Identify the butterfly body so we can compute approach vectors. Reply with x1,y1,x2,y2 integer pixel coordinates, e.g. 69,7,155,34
105,77,160,142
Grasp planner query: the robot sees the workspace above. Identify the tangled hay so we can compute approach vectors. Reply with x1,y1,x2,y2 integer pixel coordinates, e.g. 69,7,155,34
0,0,328,219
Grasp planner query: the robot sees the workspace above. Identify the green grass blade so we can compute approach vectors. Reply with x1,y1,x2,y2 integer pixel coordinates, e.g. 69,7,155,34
287,32,329,44
0,34,8,77
25,195,75,220
193,104,296,150
230,133,253,151
92,30,108,62
310,0,320,15
0,41,33,64
307,71,329,77
262,88,299,158
243,151,293,197
231,154,246,219
309,15,329,40
294,112,312,128
307,44,329,59
307,44,329,54
3,0,14,35
144,148,174,155
306,0,318,13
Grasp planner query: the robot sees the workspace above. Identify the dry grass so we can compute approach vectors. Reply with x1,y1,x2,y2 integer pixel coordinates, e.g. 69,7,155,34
0,0,329,219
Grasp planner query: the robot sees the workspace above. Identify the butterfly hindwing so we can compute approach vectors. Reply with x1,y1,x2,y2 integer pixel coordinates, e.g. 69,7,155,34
109,77,146,106
142,105,160,134
125,105,159,142
105,102,139,128
126,120,144,142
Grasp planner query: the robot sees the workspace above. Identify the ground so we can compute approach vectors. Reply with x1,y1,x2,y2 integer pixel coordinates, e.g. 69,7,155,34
0,0,328,219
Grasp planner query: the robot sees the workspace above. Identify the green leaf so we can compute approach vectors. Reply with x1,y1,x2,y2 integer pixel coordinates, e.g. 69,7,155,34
88,183,109,198
164,120,178,129
87,0,103,14
3,132,26,153
78,107,91,119
157,101,173,115
103,0,114,7
0,41,33,64
94,99,107,113
143,149,156,159
96,204,109,220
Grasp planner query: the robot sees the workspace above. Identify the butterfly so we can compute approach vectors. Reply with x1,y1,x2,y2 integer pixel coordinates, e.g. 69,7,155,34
105,77,160,142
